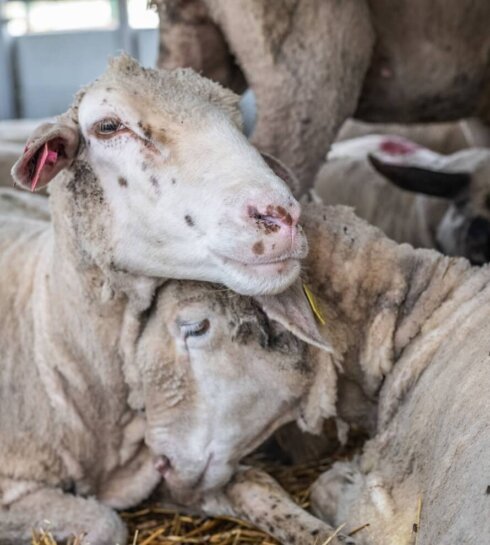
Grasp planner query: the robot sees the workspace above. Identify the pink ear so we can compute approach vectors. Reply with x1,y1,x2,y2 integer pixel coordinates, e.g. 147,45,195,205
30,143,59,191
12,122,79,191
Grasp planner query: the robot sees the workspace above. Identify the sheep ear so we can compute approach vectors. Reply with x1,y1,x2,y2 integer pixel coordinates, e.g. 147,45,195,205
12,122,79,191
368,138,471,198
255,280,333,353
298,348,338,434
261,152,301,196
256,281,338,434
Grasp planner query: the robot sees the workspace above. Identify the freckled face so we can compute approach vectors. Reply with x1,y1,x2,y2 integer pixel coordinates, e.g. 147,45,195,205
140,283,313,503
77,82,305,295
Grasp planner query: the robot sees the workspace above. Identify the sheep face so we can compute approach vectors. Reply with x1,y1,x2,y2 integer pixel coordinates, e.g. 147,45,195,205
129,281,335,505
369,138,490,264
435,156,490,265
11,55,306,296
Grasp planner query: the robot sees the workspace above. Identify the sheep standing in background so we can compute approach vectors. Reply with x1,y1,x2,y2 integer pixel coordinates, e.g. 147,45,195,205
313,134,490,264
154,0,490,193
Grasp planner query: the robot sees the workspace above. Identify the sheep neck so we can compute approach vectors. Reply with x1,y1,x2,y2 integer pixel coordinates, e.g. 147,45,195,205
302,203,487,432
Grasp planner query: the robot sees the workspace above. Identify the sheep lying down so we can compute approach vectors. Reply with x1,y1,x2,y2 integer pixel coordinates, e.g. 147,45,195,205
313,134,490,264
0,54,314,545
0,274,344,545
4,199,490,544
291,204,490,544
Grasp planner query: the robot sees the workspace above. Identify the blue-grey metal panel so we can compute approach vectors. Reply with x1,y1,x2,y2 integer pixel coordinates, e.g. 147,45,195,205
0,0,15,119
135,28,158,68
15,30,120,118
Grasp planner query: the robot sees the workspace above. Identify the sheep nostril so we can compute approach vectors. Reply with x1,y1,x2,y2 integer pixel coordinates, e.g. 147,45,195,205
155,455,171,477
247,205,297,232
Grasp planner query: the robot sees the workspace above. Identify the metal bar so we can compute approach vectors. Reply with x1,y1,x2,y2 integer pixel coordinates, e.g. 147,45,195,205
0,0,16,118
116,0,134,55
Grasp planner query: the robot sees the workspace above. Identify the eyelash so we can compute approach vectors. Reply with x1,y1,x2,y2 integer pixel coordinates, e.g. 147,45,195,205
94,118,125,137
181,319,210,339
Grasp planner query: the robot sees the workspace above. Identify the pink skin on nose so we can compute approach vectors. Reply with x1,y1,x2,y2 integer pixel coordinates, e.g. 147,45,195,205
247,203,300,237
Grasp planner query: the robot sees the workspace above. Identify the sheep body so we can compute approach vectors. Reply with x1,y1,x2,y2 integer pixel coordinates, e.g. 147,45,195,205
295,203,490,543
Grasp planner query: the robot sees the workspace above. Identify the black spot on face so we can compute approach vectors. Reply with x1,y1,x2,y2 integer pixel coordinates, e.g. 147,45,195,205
150,176,160,190
252,240,264,255
118,176,128,188
138,120,152,140
171,178,176,185
141,162,148,172
185,214,195,227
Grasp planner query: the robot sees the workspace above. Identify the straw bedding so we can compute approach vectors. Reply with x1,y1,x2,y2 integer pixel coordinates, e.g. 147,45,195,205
31,442,363,545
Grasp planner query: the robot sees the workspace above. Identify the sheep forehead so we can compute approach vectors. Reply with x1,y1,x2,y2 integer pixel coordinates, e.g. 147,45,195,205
156,282,266,340
76,55,242,128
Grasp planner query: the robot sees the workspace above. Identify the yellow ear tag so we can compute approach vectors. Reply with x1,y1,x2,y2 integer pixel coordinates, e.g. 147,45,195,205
303,283,326,325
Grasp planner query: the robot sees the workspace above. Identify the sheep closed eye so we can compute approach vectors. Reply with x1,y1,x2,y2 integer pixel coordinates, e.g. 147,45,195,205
180,319,210,339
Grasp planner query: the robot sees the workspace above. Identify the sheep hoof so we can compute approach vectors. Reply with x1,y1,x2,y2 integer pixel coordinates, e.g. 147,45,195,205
310,461,358,523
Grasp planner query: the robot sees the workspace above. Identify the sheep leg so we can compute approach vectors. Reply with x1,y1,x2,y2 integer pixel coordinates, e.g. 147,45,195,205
200,466,355,545
207,0,375,193
1,487,127,545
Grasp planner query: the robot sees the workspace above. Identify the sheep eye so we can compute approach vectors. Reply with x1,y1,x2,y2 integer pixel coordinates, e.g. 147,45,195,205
180,319,210,339
95,118,123,136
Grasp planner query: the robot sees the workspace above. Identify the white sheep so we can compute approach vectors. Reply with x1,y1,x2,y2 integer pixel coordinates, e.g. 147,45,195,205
313,134,490,264
0,274,343,545
0,54,314,544
140,202,490,544
8,53,305,301
5,195,487,544
267,202,490,544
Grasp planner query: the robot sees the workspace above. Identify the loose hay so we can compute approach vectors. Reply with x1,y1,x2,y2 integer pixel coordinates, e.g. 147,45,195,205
31,444,362,545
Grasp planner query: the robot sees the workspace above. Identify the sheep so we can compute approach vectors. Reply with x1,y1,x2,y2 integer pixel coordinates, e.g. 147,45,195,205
5,196,487,543
154,0,490,192
335,118,486,155
0,54,316,544
258,202,490,544
8,53,305,301
312,134,490,265
137,201,490,544
0,276,345,545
